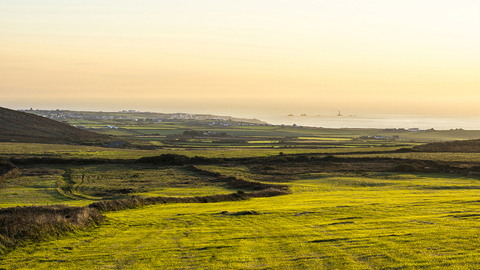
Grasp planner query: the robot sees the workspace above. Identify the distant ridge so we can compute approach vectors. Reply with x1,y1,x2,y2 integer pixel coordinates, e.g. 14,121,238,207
415,139,480,153
0,106,118,145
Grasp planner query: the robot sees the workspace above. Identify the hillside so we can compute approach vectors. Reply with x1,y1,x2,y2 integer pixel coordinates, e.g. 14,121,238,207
0,106,121,145
415,139,480,152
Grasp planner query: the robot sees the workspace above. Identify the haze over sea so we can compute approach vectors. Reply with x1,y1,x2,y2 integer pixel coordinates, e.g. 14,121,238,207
258,114,480,130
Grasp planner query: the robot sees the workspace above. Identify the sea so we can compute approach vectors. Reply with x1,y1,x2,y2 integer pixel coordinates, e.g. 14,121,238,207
257,114,480,130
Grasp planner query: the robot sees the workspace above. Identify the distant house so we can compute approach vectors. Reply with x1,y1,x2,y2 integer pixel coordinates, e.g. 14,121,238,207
392,135,400,140
408,128,420,132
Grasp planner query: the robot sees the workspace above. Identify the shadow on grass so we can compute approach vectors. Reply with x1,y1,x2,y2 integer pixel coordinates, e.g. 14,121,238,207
309,238,349,243
419,185,480,190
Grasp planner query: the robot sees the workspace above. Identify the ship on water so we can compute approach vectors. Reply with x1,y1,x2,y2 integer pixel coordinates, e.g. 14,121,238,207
337,111,342,116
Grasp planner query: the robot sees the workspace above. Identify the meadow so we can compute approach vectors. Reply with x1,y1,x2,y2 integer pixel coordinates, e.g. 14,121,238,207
2,170,480,269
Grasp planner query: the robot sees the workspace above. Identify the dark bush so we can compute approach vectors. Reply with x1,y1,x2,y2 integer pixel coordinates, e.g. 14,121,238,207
271,157,288,163
391,163,419,172
323,155,336,161
0,160,19,182
295,155,311,162
137,154,213,165
0,157,10,165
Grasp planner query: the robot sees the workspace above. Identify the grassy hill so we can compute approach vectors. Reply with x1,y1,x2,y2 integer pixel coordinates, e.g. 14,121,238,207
0,106,119,145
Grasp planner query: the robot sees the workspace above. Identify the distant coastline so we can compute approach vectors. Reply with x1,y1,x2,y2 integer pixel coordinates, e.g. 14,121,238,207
262,114,480,130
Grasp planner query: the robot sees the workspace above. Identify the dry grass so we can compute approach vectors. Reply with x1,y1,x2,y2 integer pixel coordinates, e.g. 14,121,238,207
0,205,104,254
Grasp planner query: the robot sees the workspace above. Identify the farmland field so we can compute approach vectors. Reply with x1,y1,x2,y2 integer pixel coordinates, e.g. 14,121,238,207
0,142,412,159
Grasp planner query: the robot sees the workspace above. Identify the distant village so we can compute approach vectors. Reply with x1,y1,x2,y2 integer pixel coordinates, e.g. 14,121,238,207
21,109,276,128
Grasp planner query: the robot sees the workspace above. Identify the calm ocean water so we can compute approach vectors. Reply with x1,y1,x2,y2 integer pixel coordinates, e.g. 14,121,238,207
258,115,480,130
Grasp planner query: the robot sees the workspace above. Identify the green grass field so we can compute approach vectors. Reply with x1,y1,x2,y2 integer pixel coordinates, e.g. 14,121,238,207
0,142,410,160
3,171,480,269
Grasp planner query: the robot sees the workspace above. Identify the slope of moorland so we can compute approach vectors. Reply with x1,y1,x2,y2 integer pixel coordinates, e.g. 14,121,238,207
415,139,480,152
0,106,120,145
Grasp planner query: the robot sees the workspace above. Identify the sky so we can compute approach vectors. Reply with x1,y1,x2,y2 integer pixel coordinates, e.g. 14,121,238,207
1,0,479,118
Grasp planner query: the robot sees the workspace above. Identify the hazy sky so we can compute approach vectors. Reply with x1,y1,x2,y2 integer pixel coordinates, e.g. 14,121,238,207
1,1,479,117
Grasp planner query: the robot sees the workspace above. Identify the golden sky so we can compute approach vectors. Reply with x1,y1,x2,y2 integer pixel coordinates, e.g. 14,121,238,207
1,1,479,117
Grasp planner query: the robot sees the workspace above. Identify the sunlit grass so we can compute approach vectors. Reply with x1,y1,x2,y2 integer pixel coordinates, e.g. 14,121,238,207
247,140,280,144
122,127,178,130
298,136,352,141
0,174,87,207
3,173,480,269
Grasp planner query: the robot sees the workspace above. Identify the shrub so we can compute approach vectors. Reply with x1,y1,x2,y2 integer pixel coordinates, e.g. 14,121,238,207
0,160,19,182
271,157,288,163
295,155,311,162
391,163,419,172
323,155,336,161
137,154,213,165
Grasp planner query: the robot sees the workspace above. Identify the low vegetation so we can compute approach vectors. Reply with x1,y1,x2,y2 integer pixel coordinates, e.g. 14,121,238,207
0,205,104,254
89,188,288,212
415,139,480,152
0,158,19,182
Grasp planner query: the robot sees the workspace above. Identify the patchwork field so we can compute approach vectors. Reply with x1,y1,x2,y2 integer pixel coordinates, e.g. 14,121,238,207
2,118,480,269
0,142,411,160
